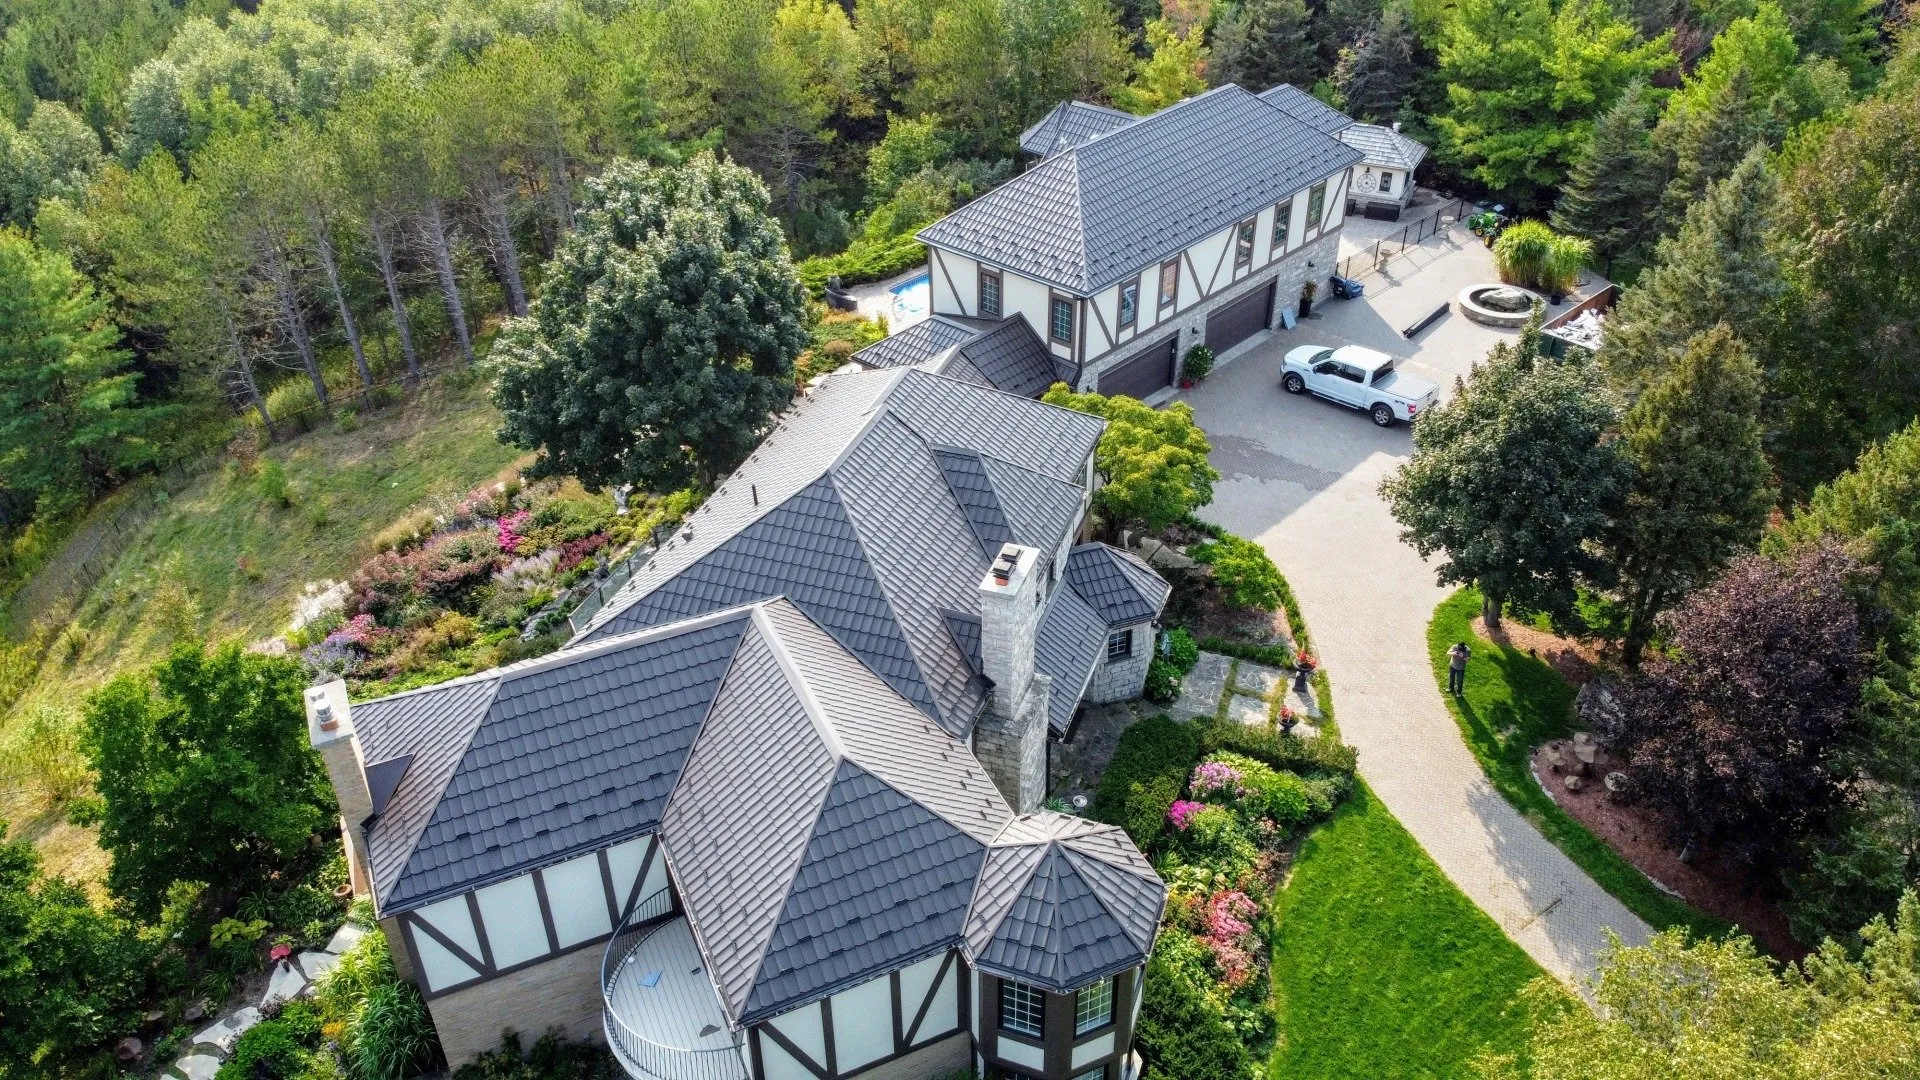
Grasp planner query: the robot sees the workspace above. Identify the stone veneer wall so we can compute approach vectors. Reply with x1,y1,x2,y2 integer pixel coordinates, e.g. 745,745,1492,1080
1087,622,1154,705
975,673,1051,814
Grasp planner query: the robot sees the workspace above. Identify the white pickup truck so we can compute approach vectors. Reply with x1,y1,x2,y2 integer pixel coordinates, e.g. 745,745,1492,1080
1280,344,1438,427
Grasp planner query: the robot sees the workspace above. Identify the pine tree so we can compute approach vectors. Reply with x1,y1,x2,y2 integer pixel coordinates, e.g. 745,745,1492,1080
1601,324,1774,667
1551,81,1667,274
1333,0,1419,124
1656,64,1783,232
1210,0,1320,93
1599,148,1783,393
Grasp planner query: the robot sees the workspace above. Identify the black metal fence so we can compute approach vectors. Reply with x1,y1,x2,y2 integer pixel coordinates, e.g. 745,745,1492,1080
1336,197,1474,282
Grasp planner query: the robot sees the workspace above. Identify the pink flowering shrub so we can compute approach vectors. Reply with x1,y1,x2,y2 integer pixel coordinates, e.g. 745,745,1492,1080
324,613,383,651
555,533,609,573
1167,800,1206,830
1191,760,1247,799
496,510,534,556
1200,891,1262,989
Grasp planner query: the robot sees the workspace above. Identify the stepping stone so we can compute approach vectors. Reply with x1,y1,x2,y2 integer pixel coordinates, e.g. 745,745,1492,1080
297,949,340,982
1235,662,1287,698
1283,720,1320,739
192,1007,261,1055
174,1053,222,1080
1285,682,1320,719
260,961,308,1008
324,923,368,956
1167,653,1231,720
1227,694,1269,727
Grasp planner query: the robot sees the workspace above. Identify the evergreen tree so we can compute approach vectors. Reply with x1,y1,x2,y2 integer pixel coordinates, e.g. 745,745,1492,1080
1551,80,1666,274
0,227,160,515
1601,325,1774,667
1382,325,1630,628
1333,0,1419,124
1656,65,1782,230
1210,0,1320,93
491,154,809,492
1599,148,1782,392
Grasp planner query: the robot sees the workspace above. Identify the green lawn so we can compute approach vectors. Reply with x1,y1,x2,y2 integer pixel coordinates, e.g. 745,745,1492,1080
1428,588,1730,939
1268,781,1544,1079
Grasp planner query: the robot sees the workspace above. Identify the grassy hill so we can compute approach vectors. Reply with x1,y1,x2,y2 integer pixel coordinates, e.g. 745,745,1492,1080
1,372,528,885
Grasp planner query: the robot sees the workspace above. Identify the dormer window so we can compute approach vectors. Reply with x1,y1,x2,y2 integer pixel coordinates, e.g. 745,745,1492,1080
1234,218,1256,271
979,269,1003,317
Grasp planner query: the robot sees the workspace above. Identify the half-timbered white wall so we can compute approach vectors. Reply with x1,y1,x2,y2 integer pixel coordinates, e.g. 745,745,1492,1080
755,951,966,1080
926,164,1351,378
399,833,669,995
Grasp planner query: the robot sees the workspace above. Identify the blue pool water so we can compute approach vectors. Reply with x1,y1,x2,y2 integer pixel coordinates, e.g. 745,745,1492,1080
888,272,931,326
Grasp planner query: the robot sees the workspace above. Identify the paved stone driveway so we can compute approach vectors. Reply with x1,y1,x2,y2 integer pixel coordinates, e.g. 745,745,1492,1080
1177,228,1649,989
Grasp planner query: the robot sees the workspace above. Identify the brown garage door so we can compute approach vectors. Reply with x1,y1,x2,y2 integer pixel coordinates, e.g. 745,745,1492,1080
1099,336,1177,399
1206,280,1275,354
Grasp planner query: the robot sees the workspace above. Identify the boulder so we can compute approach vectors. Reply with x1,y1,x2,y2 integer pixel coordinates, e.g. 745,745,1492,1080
115,1037,144,1062
1605,771,1631,802
1563,774,1586,793
174,1054,222,1080
1479,286,1536,312
1542,746,1565,773
182,1001,207,1023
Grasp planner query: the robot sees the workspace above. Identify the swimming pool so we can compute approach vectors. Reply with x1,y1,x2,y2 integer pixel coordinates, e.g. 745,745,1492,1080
888,272,931,327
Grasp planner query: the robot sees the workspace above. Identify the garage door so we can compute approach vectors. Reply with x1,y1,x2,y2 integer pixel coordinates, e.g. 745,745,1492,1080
1099,336,1177,399
1206,280,1275,354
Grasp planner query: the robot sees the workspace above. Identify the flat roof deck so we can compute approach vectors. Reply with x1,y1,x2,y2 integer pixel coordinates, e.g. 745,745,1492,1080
605,917,745,1080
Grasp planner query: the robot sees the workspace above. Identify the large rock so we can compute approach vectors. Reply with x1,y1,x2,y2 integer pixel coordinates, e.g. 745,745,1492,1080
192,1007,261,1055
115,1037,144,1062
1576,679,1627,744
1479,286,1536,312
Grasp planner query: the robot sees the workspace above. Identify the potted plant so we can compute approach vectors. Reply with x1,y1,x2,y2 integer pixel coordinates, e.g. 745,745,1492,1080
1182,344,1215,382
1292,651,1317,693
1299,279,1318,319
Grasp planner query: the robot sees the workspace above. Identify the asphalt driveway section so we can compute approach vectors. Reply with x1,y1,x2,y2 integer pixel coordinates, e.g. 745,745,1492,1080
1179,228,1651,989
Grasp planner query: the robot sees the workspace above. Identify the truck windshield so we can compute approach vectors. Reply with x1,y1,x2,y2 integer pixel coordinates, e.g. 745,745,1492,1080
1311,348,1335,364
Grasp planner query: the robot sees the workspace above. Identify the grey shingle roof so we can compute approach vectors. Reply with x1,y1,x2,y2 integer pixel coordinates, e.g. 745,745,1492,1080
577,368,1103,738
1338,121,1427,172
852,316,978,370
951,315,1077,398
1064,543,1171,627
934,447,1017,556
1035,585,1105,736
661,601,1011,1023
963,813,1164,991
918,85,1363,294
353,610,753,911
1018,100,1139,158
1257,84,1354,135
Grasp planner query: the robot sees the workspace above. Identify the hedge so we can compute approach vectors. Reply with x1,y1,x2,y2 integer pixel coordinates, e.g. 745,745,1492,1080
1090,715,1205,848
1202,719,1358,778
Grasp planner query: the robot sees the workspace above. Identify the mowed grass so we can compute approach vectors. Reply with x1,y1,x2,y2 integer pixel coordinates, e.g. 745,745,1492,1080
1428,588,1729,939
3,374,527,881
1268,781,1544,1079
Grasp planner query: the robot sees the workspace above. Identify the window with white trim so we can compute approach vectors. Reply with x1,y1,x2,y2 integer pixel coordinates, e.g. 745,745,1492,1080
1000,979,1045,1037
980,269,1003,317
1050,296,1074,343
1106,628,1132,660
1074,976,1114,1035
1306,182,1326,228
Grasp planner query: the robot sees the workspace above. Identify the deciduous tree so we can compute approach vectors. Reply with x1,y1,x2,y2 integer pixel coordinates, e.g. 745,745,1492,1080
73,639,332,918
1600,542,1869,865
1040,385,1219,540
1382,331,1628,628
491,154,809,492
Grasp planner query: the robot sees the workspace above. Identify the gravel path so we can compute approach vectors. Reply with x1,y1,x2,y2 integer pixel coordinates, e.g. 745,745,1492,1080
1177,233,1650,988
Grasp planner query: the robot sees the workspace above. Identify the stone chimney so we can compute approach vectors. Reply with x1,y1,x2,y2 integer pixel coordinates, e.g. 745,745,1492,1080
973,543,1051,813
307,679,374,896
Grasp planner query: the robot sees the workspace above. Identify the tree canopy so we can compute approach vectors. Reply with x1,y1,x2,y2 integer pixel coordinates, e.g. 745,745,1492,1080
490,154,809,493
1041,384,1218,539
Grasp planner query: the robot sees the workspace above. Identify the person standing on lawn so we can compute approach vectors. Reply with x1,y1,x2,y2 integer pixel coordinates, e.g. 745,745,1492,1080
1447,641,1471,694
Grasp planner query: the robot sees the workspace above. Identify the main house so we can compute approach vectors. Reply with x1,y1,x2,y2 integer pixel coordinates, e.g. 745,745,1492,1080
848,84,1364,402
308,368,1174,1080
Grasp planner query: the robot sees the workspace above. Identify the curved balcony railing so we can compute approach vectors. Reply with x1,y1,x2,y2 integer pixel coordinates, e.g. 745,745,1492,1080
601,888,747,1080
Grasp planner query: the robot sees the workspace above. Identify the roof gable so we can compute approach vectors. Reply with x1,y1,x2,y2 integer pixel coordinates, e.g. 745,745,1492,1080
852,316,979,370
919,85,1363,293
1064,543,1171,627
951,315,1076,398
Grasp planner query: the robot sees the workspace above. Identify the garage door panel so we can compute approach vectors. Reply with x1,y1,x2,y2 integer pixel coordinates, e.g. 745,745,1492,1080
1099,336,1176,399
1206,281,1275,354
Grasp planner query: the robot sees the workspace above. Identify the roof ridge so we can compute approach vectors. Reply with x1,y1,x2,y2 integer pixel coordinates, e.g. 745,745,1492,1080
751,603,847,761
497,602,761,686
821,366,913,477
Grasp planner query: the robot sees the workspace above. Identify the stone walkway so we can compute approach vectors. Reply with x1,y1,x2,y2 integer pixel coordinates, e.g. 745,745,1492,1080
1177,232,1650,989
167,923,368,1080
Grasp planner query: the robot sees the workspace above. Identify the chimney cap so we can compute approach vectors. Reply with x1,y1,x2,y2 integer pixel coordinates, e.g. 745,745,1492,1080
990,543,1021,584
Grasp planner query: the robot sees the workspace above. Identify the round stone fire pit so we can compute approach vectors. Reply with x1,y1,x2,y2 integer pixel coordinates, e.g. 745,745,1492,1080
1456,283,1545,327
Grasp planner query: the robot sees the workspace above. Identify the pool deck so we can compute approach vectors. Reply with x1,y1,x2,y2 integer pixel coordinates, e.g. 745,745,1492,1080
845,265,931,330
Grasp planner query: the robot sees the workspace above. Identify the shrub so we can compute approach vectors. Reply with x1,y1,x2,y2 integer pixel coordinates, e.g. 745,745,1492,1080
1190,534,1284,611
353,981,440,1080
452,1030,621,1080
1137,934,1255,1080
1201,718,1359,778
1181,344,1215,381
216,1012,317,1080
1161,627,1199,674
257,459,293,507
1493,221,1591,293
1143,658,1182,703
1092,715,1204,847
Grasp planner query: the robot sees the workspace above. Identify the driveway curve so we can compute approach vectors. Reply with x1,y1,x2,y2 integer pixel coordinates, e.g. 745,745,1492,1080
1179,250,1651,988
